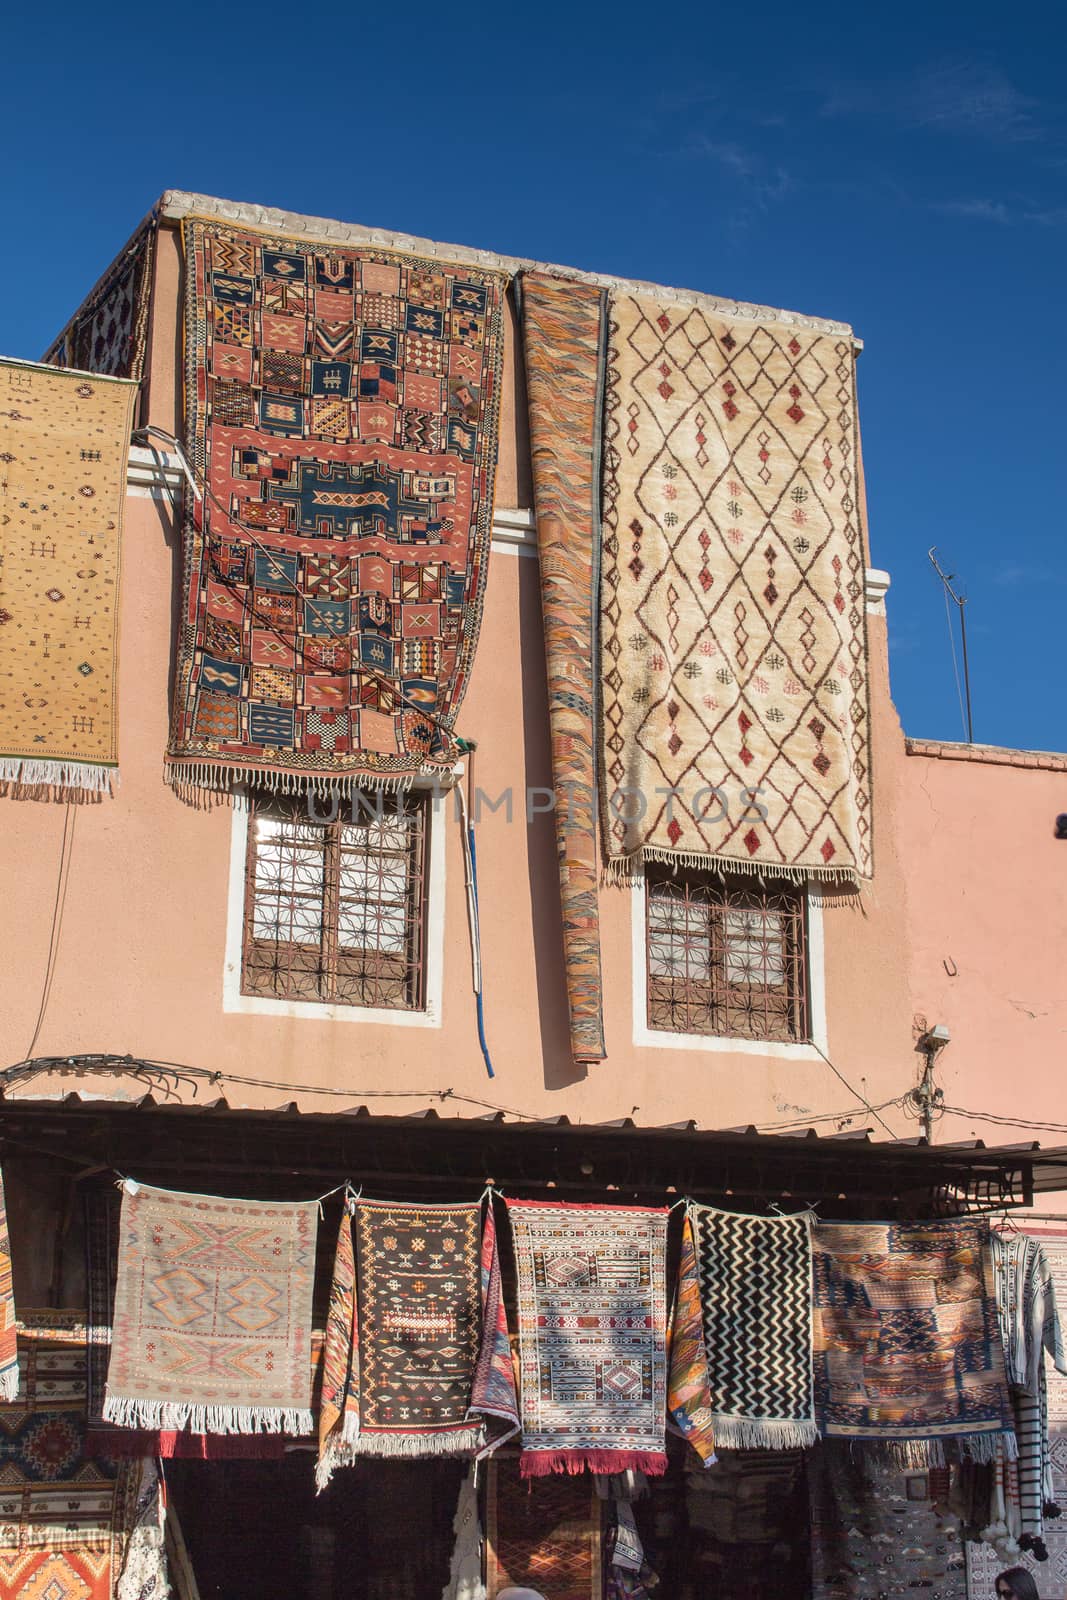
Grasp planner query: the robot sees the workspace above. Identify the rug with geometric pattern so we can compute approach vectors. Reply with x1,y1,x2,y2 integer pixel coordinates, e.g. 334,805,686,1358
486,1454,602,1600
600,291,872,884
167,216,507,799
689,1203,817,1449
0,1313,140,1600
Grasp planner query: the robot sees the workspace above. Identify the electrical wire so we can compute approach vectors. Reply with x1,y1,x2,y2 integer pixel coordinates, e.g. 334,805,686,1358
0,1053,537,1121
808,1042,901,1140
23,804,77,1060
940,1105,1067,1138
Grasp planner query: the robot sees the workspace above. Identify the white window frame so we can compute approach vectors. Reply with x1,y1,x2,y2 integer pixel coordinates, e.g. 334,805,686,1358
223,785,446,1027
630,871,828,1059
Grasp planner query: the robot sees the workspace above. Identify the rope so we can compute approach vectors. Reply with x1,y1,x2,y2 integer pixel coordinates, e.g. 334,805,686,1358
456,777,495,1079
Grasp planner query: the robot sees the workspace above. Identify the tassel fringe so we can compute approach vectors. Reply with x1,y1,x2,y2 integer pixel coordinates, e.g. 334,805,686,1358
712,1417,819,1450
0,757,115,803
520,1449,668,1478
0,1363,19,1403
601,846,861,888
855,1430,1015,1469
318,1424,484,1480
163,757,459,809
102,1395,313,1436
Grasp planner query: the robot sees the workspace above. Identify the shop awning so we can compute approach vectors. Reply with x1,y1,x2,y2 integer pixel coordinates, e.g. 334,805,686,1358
1,1091,1064,1216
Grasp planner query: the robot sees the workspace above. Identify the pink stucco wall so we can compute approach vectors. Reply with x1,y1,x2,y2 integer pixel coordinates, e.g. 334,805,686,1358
2,221,1063,1158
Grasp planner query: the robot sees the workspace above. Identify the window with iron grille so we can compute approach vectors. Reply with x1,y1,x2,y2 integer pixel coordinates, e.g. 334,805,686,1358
241,791,429,1011
645,868,810,1043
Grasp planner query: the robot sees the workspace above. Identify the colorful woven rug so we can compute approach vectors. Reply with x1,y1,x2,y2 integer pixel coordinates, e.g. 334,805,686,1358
680,1203,817,1450
104,1182,316,1435
319,1198,516,1466
809,1442,967,1600
44,216,156,383
666,1212,716,1463
812,1219,1015,1459
520,273,608,1067
0,1171,15,1403
509,1200,669,1476
600,293,872,883
0,1313,141,1600
0,359,137,801
486,1455,602,1600
167,216,507,799
83,1185,283,1461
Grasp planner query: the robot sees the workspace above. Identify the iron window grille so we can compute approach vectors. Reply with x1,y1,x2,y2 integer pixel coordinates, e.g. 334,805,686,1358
645,868,810,1043
241,790,429,1011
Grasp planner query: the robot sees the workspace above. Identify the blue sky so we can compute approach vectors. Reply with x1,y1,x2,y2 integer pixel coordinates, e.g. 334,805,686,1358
2,0,1063,750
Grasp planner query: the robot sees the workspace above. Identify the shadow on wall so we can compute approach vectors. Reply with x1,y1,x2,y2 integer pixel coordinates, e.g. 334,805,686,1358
517,554,589,1092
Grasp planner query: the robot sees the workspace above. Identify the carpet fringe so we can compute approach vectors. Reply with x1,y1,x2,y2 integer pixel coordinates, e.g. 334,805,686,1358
163,757,462,808
0,1363,19,1404
712,1416,819,1450
601,847,861,887
102,1396,314,1436
318,1424,484,1472
520,1449,668,1478
0,757,115,802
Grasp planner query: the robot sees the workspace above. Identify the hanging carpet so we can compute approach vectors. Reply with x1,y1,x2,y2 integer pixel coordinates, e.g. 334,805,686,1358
167,217,507,799
0,1313,142,1600
0,359,137,801
599,292,872,883
44,216,156,383
812,1219,1016,1460
966,1230,1067,1596
520,273,608,1067
677,1203,817,1450
319,1199,517,1477
0,1167,15,1402
509,1200,668,1476
83,1186,285,1459
103,1182,317,1435
809,1440,967,1600
486,1455,602,1600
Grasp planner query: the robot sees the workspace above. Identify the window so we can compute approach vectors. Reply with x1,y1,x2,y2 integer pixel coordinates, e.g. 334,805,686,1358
241,791,429,1011
645,868,809,1043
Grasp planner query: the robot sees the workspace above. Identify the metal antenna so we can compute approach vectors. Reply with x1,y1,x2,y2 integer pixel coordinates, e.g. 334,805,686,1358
928,548,974,744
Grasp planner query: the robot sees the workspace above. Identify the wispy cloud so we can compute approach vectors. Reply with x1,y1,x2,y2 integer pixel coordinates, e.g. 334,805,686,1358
684,134,793,230
931,196,1067,226
821,59,1044,146
906,62,1039,143
992,561,1065,588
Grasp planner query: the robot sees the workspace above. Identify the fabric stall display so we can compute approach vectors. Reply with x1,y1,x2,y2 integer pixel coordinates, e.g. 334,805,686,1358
0,1313,144,1600
167,216,507,800
812,1219,1016,1464
598,290,872,884
0,358,137,801
990,1231,1067,1553
508,1201,669,1477
670,1204,817,1453
441,1464,487,1600
966,1231,1067,1598
486,1456,602,1600
83,1187,286,1459
519,273,609,1068
808,1441,966,1600
317,1198,518,1481
115,1460,169,1600
44,215,156,382
103,1182,317,1435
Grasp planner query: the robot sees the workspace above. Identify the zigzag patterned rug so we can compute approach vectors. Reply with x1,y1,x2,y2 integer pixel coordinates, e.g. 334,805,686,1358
687,1203,817,1449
